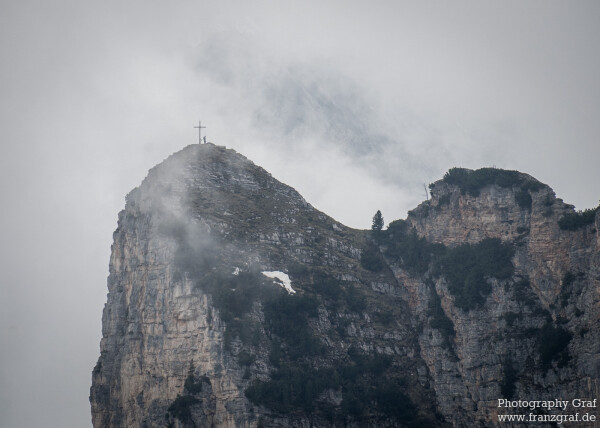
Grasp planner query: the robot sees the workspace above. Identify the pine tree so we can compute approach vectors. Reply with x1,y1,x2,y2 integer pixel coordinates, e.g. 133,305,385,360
372,210,384,232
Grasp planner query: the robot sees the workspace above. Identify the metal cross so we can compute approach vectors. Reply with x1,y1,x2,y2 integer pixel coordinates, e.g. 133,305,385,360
194,121,206,144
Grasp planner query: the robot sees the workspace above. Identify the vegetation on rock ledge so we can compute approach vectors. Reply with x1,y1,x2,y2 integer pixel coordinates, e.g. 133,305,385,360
380,221,514,312
433,238,514,311
436,167,544,197
558,205,599,230
382,220,444,276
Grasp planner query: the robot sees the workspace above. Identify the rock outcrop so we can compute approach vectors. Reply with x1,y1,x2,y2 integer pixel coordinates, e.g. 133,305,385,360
91,145,600,427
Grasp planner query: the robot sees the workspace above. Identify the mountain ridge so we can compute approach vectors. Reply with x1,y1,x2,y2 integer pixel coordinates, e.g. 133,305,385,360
91,143,600,427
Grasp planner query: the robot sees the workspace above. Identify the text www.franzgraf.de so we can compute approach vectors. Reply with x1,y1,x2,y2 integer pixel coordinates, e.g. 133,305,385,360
497,399,597,424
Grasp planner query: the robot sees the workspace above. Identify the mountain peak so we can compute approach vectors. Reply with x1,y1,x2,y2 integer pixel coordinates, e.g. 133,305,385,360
92,144,600,428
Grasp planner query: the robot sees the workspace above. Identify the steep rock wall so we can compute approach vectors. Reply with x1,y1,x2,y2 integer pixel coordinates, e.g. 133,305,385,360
398,175,600,426
91,145,600,427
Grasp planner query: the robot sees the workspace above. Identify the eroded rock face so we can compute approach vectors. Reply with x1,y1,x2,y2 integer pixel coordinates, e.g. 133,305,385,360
91,145,600,427
400,176,600,426
90,148,255,427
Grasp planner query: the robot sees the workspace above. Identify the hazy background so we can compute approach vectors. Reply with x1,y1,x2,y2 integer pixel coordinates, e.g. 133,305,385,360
1,1,599,426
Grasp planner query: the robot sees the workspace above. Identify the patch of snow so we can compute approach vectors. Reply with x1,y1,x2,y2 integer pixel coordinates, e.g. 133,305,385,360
262,271,295,294
232,267,240,276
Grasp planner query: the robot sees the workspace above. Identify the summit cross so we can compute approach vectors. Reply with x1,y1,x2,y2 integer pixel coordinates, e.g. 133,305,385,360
194,121,206,144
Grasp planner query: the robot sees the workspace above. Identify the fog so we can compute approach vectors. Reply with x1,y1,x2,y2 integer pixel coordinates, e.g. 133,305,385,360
1,1,599,427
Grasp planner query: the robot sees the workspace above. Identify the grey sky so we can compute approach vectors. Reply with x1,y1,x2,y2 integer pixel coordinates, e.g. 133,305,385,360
1,1,599,427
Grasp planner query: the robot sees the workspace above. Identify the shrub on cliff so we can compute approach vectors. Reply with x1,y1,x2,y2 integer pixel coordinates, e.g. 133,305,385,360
514,189,532,210
434,238,514,311
263,292,323,359
245,364,337,413
538,323,572,369
166,394,199,424
500,361,518,399
558,206,599,230
383,220,444,276
442,167,543,197
246,345,422,425
360,240,385,272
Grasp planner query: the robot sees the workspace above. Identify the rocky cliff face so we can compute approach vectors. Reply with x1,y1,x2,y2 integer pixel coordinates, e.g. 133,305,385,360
91,145,600,427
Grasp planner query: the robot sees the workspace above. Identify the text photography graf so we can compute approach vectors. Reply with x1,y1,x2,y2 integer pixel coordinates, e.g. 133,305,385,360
498,398,597,424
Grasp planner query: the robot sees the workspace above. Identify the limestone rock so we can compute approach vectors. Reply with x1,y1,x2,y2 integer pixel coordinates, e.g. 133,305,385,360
91,145,600,427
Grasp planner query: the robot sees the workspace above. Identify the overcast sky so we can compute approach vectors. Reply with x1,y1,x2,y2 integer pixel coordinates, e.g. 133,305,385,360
1,1,599,427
